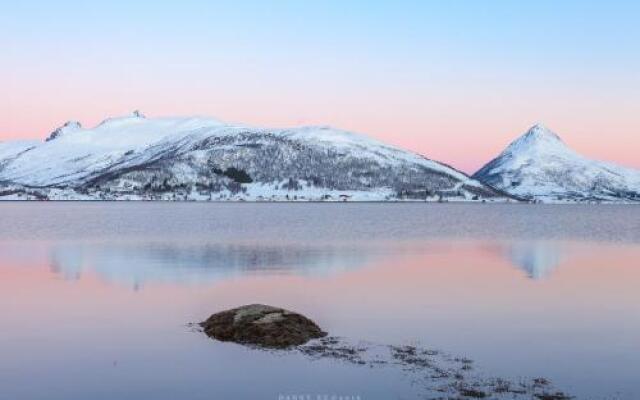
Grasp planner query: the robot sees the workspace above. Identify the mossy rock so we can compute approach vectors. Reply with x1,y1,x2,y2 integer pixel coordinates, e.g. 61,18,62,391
200,304,326,348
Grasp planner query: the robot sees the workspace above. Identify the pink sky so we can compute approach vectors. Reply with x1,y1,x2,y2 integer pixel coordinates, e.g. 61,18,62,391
1,92,638,174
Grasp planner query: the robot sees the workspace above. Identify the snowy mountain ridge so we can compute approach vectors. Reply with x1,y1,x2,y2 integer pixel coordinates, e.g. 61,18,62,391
473,124,640,203
0,112,506,201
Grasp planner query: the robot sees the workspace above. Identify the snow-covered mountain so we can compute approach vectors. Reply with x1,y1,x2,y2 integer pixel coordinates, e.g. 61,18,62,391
0,112,507,201
473,124,640,203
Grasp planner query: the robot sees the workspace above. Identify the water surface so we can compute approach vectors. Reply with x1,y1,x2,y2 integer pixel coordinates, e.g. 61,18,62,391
0,203,638,399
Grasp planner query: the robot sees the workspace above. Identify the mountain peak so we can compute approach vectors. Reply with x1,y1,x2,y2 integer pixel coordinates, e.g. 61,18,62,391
45,121,82,142
522,123,562,142
97,110,147,127
505,123,565,154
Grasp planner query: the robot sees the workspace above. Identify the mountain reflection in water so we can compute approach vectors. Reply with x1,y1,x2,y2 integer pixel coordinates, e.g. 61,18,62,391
506,241,563,279
22,239,574,287
46,242,379,288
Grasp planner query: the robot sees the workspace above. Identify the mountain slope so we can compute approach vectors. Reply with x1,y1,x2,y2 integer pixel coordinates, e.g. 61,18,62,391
0,112,507,201
473,124,640,203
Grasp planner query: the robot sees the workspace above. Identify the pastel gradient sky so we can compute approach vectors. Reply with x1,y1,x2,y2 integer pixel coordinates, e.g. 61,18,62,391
2,0,639,173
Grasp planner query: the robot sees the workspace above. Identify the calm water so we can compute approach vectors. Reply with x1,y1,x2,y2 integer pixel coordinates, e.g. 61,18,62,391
0,203,639,400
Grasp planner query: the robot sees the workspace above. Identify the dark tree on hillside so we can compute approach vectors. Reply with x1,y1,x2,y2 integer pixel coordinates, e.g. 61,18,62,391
224,167,253,183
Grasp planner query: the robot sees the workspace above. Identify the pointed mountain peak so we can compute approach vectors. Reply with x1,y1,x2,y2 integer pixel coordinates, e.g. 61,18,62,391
521,123,562,142
505,123,566,154
132,110,146,118
45,121,82,142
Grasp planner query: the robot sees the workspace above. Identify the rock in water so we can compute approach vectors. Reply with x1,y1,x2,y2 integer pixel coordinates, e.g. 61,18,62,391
200,304,327,348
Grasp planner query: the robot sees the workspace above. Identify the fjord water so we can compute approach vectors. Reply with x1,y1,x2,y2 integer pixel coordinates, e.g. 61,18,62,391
0,203,638,400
